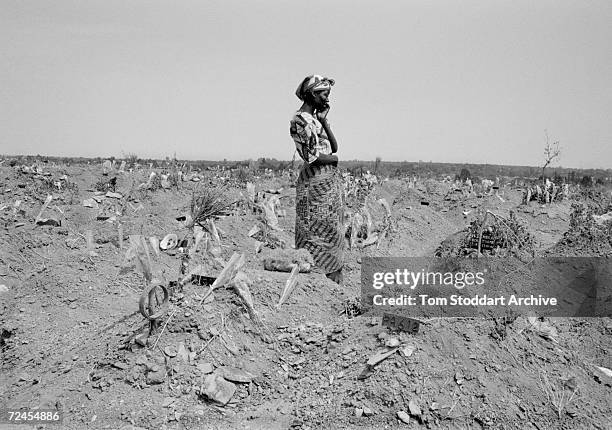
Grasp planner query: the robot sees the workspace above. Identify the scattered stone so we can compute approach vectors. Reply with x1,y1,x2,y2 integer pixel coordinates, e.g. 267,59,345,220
146,369,165,385
176,342,189,363
363,407,374,416
164,346,177,358
355,408,363,418
292,358,306,368
200,373,236,405
112,362,129,370
455,370,465,385
397,410,410,424
0,285,8,294
134,333,148,347
197,362,214,375
385,337,400,348
219,366,254,383
357,366,374,380
408,399,422,417
401,344,416,357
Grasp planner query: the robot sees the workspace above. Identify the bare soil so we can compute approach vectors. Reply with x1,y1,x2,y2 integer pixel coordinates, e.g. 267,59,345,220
1,164,610,430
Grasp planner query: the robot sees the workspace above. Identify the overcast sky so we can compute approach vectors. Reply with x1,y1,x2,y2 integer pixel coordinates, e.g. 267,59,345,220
1,0,611,168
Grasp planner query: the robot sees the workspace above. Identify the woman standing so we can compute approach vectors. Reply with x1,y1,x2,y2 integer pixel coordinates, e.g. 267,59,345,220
290,75,344,284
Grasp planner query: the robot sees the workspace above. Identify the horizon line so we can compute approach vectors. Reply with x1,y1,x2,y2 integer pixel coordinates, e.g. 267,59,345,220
2,153,610,173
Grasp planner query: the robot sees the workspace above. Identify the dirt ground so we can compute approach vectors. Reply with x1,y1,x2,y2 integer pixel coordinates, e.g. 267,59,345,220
1,163,611,430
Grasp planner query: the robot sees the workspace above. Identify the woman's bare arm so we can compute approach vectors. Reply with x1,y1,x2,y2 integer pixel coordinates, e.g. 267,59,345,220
320,118,338,154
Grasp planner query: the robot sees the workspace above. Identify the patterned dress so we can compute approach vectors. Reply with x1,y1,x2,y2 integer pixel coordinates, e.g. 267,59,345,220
290,111,344,274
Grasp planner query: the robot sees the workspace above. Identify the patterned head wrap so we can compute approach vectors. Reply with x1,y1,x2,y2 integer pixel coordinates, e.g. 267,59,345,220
295,75,335,101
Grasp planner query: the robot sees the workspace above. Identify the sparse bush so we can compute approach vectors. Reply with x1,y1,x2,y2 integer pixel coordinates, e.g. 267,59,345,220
538,371,579,419
189,186,235,227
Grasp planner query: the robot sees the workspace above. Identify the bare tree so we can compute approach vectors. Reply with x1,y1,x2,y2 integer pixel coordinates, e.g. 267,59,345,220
542,129,560,180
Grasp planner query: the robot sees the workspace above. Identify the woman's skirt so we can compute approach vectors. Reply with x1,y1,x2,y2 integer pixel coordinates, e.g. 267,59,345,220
295,163,344,274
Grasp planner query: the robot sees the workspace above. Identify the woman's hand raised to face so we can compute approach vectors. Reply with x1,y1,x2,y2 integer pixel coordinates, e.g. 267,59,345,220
316,104,330,121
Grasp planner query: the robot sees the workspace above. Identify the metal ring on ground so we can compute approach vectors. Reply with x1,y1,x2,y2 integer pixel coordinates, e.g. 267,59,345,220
139,281,169,320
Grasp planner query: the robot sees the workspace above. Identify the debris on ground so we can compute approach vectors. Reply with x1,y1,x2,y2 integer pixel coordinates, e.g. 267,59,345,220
2,160,610,429
397,410,410,424
262,248,314,273
199,373,236,405
277,264,300,307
